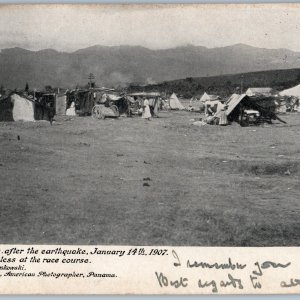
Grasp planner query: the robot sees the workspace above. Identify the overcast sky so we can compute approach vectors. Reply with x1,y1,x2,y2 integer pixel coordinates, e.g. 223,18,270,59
1,4,300,52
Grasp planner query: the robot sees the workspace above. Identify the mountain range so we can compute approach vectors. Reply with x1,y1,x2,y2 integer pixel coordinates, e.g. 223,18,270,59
1,44,300,89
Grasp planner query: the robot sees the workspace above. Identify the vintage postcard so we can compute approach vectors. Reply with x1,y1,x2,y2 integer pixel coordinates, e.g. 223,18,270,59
0,3,300,294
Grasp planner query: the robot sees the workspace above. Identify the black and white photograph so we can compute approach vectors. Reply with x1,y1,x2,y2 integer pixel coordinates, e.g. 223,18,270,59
0,3,300,247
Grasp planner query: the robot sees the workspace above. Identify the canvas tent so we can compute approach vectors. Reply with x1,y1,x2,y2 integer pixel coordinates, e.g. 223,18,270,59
226,94,247,117
279,84,300,98
0,93,35,122
245,87,273,97
200,92,220,102
225,93,284,124
169,93,185,110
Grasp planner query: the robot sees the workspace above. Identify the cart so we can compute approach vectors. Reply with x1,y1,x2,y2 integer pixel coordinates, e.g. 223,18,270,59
92,104,119,119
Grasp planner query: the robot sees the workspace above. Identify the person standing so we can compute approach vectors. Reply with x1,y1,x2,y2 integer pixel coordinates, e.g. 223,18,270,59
47,105,55,126
218,105,228,126
142,99,151,121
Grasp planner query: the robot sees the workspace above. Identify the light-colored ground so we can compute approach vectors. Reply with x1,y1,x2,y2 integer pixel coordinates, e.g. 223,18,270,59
0,111,299,246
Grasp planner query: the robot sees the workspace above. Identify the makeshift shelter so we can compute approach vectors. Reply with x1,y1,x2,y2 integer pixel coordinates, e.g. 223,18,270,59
76,90,94,115
279,84,300,111
34,93,56,121
245,87,273,97
0,93,35,122
56,94,67,115
169,93,185,110
204,100,223,116
200,92,220,102
104,93,129,115
66,90,95,116
95,87,115,92
128,92,162,116
275,96,299,113
226,93,285,125
129,92,160,97
0,95,13,121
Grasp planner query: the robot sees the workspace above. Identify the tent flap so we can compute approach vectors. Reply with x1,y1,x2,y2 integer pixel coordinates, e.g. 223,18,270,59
226,93,247,116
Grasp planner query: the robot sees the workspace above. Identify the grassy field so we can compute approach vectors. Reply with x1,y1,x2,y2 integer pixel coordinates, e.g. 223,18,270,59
0,111,300,246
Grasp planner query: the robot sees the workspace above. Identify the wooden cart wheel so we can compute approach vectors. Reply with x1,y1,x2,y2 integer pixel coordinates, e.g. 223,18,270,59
92,105,106,119
110,105,119,116
99,107,106,120
92,105,101,119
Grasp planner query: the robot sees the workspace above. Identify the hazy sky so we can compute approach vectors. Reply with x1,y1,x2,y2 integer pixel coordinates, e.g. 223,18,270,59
1,4,300,52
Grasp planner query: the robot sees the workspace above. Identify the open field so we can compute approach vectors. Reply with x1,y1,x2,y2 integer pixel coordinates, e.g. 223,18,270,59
0,111,300,246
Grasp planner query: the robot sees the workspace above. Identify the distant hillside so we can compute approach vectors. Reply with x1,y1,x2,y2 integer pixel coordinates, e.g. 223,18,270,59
2,44,300,89
128,68,300,98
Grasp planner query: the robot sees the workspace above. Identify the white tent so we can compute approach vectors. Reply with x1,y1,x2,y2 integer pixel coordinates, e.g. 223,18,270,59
11,94,35,121
279,84,300,98
169,93,185,110
245,87,273,97
200,92,219,102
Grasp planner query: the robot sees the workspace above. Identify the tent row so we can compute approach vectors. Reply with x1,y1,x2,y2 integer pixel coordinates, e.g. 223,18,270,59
0,89,189,122
2,82,300,123
189,85,300,113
